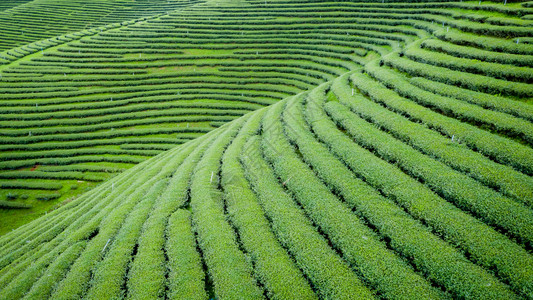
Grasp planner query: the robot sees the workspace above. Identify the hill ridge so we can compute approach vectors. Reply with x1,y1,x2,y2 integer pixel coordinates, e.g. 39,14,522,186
0,0,532,298
1,57,532,298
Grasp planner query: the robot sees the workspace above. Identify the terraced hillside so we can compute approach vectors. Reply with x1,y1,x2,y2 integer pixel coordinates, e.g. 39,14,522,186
0,0,202,51
0,0,533,298
2,0,532,233
2,0,411,231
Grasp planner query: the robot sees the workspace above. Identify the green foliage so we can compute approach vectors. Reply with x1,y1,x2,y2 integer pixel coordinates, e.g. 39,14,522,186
334,73,533,298
222,109,317,299
189,117,265,299
405,41,533,83
349,71,533,202
305,83,521,299
261,101,377,299
434,29,533,55
420,39,533,67
0,200,31,209
384,52,533,97
83,179,168,299
0,1,532,299
409,76,533,122
165,210,207,300
126,140,206,299
283,94,445,299
242,136,371,300
35,193,61,201
365,59,533,144
0,181,62,190
329,80,533,246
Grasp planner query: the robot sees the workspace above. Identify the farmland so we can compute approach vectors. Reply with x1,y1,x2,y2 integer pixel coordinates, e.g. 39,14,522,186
0,0,532,299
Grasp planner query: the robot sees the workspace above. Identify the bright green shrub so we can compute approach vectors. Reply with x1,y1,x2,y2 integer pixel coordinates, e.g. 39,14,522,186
165,210,207,300
189,117,264,299
83,179,168,299
349,71,533,199
328,84,533,247
35,193,61,201
404,42,533,83
329,73,533,298
0,181,63,190
0,200,30,209
420,39,533,67
383,53,533,97
222,109,317,299
242,135,373,300
303,82,521,299
409,77,533,122
365,60,533,144
127,139,209,299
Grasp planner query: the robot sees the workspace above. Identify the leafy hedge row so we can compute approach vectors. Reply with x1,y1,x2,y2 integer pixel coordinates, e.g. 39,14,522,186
365,60,533,144
0,68,319,86
0,75,308,95
0,171,106,182
38,165,126,173
35,50,356,69
283,94,448,299
420,39,533,67
165,210,207,300
328,74,533,299
348,71,533,205
242,135,371,299
329,79,533,247
0,181,63,190
189,117,264,299
96,26,415,45
16,53,351,74
83,175,169,299
434,29,533,55
265,99,445,299
21,241,87,298
221,109,317,299
0,80,297,101
147,12,525,38
404,42,533,83
0,98,260,117
0,72,318,91
122,137,208,299
409,77,533,122
54,180,169,299
0,200,31,209
0,115,236,136
304,82,522,299
120,143,175,151
0,137,183,152
0,155,149,172
47,137,198,299
0,142,183,298
0,141,183,256
35,193,62,201
0,127,211,145
383,53,533,97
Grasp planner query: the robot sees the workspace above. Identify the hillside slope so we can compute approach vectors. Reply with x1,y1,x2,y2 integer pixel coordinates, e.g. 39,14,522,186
0,0,532,298
1,0,532,234
0,0,201,50
0,70,532,299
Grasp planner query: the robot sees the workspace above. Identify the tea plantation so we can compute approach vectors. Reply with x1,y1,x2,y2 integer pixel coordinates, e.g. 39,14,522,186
0,0,532,299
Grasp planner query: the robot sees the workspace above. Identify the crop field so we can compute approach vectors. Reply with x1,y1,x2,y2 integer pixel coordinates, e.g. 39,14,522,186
0,0,202,50
0,0,532,298
1,0,418,230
